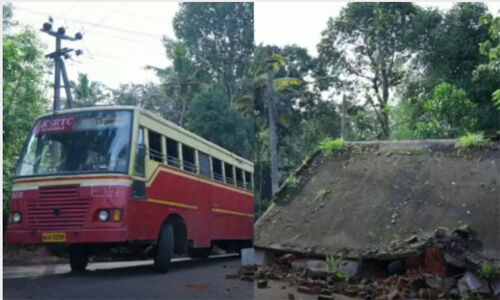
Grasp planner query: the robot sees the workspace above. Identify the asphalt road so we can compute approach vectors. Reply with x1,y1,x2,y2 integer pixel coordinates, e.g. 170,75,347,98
3,256,253,299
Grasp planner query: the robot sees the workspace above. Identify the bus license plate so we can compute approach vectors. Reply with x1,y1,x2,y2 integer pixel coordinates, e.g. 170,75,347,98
42,232,66,243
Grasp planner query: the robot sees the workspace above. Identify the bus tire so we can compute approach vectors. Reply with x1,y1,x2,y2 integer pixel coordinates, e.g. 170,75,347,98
188,247,211,260
154,223,174,273
69,244,88,272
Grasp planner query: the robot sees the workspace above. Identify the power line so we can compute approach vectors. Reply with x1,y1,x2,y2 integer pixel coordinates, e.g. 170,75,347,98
15,8,166,49
61,3,79,19
74,3,102,23
17,7,163,40
84,4,128,34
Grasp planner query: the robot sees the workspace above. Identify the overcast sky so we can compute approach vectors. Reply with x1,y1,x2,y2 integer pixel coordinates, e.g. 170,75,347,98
10,2,500,90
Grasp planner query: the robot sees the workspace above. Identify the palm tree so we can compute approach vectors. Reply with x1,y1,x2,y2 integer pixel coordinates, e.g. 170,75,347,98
70,73,107,108
147,40,204,127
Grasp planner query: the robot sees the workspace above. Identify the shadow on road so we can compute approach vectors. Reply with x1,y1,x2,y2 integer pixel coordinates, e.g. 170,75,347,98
50,255,240,279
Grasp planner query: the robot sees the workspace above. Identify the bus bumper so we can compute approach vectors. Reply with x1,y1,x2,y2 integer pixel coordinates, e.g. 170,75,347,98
6,228,128,244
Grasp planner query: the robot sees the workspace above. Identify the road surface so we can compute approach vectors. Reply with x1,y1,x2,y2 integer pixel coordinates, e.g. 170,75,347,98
4,255,252,299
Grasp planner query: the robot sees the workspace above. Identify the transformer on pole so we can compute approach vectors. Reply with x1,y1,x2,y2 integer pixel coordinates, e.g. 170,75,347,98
41,19,83,112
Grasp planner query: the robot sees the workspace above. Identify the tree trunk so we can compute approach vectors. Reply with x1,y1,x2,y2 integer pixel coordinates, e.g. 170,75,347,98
179,97,187,127
267,65,280,196
380,75,390,139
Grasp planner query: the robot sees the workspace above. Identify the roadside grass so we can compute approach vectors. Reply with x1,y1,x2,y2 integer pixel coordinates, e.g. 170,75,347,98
456,133,489,149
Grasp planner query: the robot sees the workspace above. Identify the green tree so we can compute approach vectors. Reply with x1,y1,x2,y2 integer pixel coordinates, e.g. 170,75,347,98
478,11,500,110
318,2,421,139
3,6,48,216
173,2,254,106
148,41,205,126
111,83,177,122
185,86,253,158
70,73,108,107
413,3,500,130
394,83,477,139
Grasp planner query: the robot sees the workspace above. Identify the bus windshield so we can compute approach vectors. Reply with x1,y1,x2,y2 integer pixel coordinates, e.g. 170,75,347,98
16,110,132,177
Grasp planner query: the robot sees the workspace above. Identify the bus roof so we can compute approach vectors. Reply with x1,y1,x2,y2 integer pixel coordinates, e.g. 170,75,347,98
36,106,253,170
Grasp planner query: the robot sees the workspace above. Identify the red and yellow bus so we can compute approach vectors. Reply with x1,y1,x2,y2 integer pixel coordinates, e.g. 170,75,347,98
6,106,254,272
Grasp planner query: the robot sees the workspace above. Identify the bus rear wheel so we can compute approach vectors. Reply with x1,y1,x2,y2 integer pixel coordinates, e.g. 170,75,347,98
69,244,88,272
154,223,174,273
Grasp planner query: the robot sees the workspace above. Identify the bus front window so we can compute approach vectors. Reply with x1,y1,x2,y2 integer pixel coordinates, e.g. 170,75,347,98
17,110,132,177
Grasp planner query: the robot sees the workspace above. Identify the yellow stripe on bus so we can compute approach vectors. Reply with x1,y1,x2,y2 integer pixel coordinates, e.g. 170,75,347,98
147,198,198,210
211,208,253,218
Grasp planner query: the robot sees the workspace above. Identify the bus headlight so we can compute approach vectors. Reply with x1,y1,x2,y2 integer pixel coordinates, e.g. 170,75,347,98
12,212,22,223
98,210,110,222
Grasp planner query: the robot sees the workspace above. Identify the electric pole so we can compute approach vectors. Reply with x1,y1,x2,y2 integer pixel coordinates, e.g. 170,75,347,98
41,19,83,112
267,57,280,196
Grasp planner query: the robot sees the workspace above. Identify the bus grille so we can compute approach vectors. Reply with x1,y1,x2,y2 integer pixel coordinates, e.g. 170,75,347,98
27,185,89,229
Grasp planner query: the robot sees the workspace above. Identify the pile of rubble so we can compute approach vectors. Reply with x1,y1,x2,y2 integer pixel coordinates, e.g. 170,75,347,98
233,226,500,299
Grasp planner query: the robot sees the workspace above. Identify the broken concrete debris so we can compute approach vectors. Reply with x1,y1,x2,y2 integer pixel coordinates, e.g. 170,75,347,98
232,226,500,299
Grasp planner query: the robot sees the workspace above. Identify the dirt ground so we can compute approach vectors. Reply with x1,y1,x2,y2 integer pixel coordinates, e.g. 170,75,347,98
255,140,500,259
3,243,67,266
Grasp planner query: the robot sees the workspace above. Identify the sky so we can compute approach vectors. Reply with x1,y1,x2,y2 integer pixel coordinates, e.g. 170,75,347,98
9,2,500,90
10,2,179,88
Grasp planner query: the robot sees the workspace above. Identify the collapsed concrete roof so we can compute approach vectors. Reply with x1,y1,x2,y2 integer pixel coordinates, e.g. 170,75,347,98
254,140,500,260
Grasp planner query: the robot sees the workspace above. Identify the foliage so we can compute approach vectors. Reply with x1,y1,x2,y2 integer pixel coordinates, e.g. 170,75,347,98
394,83,478,139
3,9,48,217
478,264,500,280
413,3,500,131
314,189,331,202
284,175,299,191
111,83,178,122
185,86,253,158
318,3,423,139
456,133,489,149
3,3,17,29
173,2,254,105
478,11,500,111
326,254,349,282
318,138,344,156
146,41,205,126
70,73,108,107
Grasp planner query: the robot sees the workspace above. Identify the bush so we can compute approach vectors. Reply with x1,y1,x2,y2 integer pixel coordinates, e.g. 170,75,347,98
326,254,349,282
456,133,489,149
478,264,500,280
318,138,344,155
284,175,300,191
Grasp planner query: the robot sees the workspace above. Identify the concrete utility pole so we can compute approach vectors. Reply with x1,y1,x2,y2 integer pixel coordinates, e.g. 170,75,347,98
40,20,83,112
267,58,280,196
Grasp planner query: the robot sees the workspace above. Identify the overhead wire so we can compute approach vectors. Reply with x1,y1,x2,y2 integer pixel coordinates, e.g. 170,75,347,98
60,3,79,19
83,3,129,35
16,7,163,40
14,4,167,87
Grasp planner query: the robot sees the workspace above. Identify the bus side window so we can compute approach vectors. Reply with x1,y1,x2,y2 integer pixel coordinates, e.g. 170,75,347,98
166,138,180,168
133,127,145,177
212,158,223,181
148,130,163,163
244,171,253,191
236,168,244,188
182,144,196,173
198,152,211,177
224,163,234,185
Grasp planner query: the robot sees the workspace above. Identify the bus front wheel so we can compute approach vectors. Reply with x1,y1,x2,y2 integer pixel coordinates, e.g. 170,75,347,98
69,244,88,272
154,223,174,273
